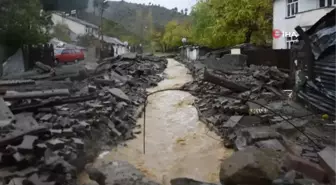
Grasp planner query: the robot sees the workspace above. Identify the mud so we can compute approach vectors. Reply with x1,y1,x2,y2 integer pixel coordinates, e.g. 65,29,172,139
79,59,232,184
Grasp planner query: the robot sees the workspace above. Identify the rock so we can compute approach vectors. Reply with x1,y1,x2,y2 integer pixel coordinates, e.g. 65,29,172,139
46,139,65,150
283,154,328,182
284,170,297,184
223,116,243,128
91,161,160,185
318,147,336,184
272,119,308,132
86,165,106,185
240,126,282,144
7,178,25,185
219,148,284,185
255,139,286,152
107,88,130,102
170,178,219,185
17,135,38,153
83,181,100,185
294,179,320,185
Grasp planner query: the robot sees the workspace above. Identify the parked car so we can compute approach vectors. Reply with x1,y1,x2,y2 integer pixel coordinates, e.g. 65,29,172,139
54,48,85,64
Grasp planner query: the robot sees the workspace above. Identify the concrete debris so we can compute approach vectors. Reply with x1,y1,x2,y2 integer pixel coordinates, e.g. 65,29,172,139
175,53,334,184
0,54,167,185
318,147,336,184
170,178,219,185
283,154,328,182
219,148,284,185
86,161,160,185
4,89,70,100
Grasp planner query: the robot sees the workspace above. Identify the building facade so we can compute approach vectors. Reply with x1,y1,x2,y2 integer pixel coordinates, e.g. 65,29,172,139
273,0,335,49
51,13,99,36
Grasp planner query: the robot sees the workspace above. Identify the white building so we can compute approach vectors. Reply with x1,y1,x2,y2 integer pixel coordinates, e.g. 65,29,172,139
273,0,335,49
51,13,99,36
98,35,129,56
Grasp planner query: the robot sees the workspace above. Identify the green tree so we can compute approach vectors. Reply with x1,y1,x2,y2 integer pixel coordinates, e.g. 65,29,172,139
162,20,192,50
191,0,272,48
0,0,52,48
52,24,72,42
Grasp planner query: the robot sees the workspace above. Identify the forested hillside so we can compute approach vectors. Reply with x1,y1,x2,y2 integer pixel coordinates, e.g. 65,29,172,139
41,0,89,11
86,0,188,38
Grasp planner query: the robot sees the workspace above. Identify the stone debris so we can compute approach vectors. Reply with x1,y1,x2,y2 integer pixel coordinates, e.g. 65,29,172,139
176,55,335,184
170,178,219,185
219,148,284,185
0,54,167,185
86,161,160,185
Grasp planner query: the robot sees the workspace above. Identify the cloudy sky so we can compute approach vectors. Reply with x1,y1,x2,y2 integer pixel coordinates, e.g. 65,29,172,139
110,0,197,10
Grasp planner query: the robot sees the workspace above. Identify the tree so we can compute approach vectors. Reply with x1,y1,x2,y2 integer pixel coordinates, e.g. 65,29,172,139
191,0,272,48
180,9,184,14
40,0,89,12
52,24,72,42
184,8,188,15
0,0,52,48
162,20,192,50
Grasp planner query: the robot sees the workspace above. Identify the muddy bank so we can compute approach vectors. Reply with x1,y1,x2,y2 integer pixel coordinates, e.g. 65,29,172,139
0,54,167,185
80,59,232,185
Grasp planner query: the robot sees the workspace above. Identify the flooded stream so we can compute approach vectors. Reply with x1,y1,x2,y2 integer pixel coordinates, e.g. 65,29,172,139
80,59,232,184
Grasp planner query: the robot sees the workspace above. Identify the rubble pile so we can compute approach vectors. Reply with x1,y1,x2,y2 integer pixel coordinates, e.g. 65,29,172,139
178,59,291,133
0,54,167,185
176,56,336,185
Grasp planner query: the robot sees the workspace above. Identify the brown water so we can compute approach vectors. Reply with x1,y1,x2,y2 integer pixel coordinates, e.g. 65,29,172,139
79,59,232,184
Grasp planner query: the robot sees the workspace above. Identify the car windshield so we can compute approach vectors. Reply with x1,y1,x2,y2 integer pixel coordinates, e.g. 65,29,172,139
54,49,63,55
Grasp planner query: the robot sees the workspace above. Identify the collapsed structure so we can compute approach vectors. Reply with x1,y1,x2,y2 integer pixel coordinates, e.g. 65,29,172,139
0,54,167,185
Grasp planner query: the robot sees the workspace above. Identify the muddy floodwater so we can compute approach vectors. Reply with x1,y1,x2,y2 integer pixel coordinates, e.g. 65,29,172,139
80,59,233,184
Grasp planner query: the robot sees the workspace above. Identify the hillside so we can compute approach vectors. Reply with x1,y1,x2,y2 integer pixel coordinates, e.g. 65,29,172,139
77,11,141,44
86,0,188,37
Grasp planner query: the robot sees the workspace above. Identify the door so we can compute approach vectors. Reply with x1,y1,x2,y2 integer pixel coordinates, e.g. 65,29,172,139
61,49,72,62
69,49,77,61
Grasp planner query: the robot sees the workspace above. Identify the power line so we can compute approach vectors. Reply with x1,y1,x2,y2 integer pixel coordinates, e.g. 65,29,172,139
142,88,320,154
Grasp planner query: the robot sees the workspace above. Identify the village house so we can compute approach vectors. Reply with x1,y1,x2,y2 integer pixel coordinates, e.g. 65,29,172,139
51,13,99,36
273,0,335,49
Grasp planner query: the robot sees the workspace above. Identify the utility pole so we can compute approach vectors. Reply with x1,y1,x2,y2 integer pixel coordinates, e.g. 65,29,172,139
98,0,108,60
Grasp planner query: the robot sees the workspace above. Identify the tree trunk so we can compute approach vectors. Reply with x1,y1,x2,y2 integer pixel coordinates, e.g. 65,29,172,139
244,30,253,43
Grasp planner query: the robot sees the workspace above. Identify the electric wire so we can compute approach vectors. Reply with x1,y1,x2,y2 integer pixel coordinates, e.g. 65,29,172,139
142,88,320,154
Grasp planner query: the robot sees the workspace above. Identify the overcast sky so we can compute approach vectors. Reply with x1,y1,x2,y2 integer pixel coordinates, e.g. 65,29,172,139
109,0,197,10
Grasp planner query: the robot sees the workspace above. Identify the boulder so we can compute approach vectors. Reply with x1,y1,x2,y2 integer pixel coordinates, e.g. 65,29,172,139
170,178,219,185
88,161,160,185
219,148,284,185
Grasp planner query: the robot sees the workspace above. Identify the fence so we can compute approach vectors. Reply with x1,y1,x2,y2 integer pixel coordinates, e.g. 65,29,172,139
242,49,291,71
22,44,55,71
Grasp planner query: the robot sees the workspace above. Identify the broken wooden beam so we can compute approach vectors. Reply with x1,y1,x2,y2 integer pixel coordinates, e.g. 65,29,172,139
4,89,70,100
0,80,35,86
10,94,97,113
203,69,250,92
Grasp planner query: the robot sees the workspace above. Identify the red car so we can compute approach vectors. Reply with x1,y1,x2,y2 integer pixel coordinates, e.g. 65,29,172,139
54,48,85,64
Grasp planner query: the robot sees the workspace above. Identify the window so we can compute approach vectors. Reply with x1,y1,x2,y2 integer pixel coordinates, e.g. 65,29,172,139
320,0,336,7
54,49,63,55
287,0,299,17
286,36,299,49
62,50,71,54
